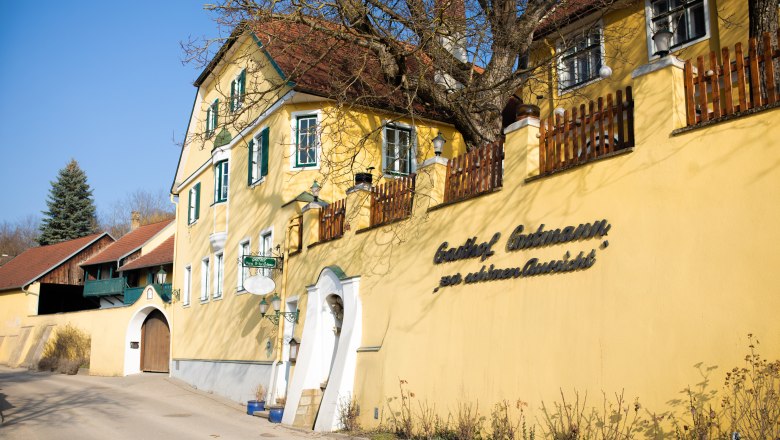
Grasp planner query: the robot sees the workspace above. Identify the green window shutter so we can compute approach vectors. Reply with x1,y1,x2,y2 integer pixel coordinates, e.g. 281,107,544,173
247,139,255,185
194,183,201,220
260,127,270,177
213,99,219,129
240,69,246,97
230,80,236,112
187,188,193,224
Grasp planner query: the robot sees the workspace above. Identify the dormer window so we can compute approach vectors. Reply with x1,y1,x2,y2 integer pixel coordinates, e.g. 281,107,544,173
230,69,246,112
206,99,219,138
557,25,603,92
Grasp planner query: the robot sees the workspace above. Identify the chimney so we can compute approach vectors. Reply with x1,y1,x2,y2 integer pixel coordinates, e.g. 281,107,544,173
436,0,467,63
131,211,141,231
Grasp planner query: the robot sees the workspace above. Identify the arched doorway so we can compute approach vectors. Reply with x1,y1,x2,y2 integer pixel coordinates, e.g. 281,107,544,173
282,267,361,431
140,309,170,372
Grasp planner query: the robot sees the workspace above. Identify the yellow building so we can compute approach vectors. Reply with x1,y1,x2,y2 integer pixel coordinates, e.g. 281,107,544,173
0,218,177,376
167,0,780,433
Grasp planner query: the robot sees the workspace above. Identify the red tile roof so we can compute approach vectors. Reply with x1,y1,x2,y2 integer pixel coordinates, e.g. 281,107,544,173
194,19,450,121
252,19,449,120
118,236,174,272
81,220,173,267
0,233,110,292
536,0,611,38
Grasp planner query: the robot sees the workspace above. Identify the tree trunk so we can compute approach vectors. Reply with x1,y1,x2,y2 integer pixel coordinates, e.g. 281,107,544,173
749,0,779,103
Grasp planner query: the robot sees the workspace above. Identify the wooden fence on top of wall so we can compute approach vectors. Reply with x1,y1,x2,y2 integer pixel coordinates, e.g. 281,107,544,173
539,87,635,176
319,199,346,242
370,175,416,227
684,31,780,126
444,141,504,203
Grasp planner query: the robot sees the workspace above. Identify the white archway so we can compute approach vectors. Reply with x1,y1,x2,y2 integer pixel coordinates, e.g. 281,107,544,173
281,267,361,431
124,302,171,376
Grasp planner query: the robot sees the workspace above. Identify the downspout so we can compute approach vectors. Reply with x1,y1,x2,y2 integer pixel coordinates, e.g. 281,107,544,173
268,215,300,404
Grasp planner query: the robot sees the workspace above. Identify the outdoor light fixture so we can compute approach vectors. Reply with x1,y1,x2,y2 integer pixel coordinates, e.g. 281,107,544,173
259,293,299,325
652,28,674,57
432,132,446,156
288,338,300,363
310,180,321,202
554,107,566,118
155,266,167,284
599,65,613,79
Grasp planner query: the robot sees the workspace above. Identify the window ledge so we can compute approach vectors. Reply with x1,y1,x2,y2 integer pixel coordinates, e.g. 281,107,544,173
200,299,209,305
213,295,223,302
559,75,605,95
249,177,266,188
236,288,248,295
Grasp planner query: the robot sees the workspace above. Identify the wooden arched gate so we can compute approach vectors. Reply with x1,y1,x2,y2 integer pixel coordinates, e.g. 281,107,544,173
140,309,170,372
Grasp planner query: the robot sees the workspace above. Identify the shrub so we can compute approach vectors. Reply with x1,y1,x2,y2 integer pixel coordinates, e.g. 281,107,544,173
37,324,90,374
339,395,362,432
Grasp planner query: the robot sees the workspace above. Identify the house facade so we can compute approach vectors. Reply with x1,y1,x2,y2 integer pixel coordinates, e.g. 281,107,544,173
165,0,780,432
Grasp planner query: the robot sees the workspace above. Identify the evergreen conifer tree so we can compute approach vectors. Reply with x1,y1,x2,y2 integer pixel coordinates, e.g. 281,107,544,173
38,159,98,245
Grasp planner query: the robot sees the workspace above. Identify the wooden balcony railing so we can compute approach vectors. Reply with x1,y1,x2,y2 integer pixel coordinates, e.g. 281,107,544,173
444,141,504,203
370,175,416,227
319,199,346,242
539,87,634,176
684,32,780,126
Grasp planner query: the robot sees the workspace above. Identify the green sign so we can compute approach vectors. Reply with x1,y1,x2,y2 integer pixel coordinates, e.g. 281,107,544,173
242,256,277,269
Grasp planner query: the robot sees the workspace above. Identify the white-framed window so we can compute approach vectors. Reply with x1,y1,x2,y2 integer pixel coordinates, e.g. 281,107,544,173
201,257,210,302
183,265,192,306
259,229,273,277
206,99,218,138
383,124,415,175
214,252,224,299
230,69,246,112
238,240,251,291
214,160,229,203
645,0,709,59
249,127,270,185
557,24,604,92
290,111,320,169
187,183,201,224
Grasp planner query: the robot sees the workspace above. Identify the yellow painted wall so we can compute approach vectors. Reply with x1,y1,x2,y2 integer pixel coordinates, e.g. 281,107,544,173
527,0,751,117
275,61,780,427
0,284,171,375
171,32,464,365
0,284,39,364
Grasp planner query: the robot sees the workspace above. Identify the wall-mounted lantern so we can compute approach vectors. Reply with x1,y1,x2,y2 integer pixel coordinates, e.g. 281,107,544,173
289,338,300,363
259,294,299,325
311,180,321,202
432,132,446,156
155,266,167,284
652,29,674,57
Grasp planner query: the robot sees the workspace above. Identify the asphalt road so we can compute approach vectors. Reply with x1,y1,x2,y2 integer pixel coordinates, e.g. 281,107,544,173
0,367,325,440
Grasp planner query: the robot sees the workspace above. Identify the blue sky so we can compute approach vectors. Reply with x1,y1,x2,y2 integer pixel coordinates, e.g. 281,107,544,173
0,0,220,223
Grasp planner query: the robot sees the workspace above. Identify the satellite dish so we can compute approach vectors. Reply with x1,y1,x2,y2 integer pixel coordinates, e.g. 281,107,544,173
244,275,276,295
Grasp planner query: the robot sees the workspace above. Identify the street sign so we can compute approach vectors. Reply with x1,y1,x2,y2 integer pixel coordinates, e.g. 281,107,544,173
242,255,278,269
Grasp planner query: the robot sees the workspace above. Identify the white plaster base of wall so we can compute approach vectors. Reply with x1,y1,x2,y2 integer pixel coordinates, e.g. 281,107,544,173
170,359,274,405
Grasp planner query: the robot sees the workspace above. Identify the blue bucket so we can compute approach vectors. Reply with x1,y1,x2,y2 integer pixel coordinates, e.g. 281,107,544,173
268,406,284,423
247,400,265,415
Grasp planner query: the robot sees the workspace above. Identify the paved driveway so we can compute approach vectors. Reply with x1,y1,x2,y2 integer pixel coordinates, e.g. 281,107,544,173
0,367,326,440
